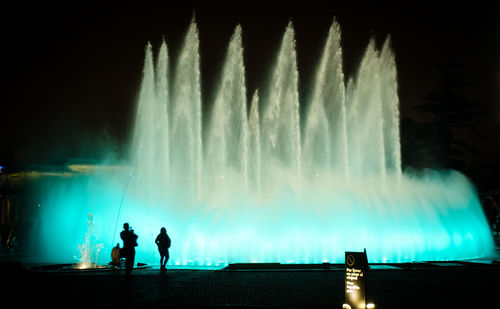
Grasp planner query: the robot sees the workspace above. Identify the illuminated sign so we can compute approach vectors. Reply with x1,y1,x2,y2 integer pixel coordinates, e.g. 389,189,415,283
344,250,369,309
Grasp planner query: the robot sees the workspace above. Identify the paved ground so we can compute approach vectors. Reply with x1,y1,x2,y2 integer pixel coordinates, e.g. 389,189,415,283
2,259,500,308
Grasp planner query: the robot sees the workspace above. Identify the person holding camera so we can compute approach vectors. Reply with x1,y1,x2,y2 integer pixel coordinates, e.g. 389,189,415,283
120,222,138,276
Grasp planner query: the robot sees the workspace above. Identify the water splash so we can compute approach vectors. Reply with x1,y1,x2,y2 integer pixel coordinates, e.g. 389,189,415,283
77,214,103,269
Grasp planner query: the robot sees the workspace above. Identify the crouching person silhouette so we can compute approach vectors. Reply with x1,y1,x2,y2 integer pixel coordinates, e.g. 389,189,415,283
110,243,121,266
120,223,138,276
155,227,171,271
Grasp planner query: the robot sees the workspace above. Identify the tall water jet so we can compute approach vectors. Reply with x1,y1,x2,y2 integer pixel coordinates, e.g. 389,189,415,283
205,25,249,194
130,42,170,200
155,39,170,178
346,39,386,177
303,19,348,178
170,18,202,202
248,90,261,197
130,42,155,174
379,37,402,176
262,21,301,180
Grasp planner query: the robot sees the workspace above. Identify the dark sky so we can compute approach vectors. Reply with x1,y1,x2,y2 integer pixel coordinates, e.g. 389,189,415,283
1,2,498,171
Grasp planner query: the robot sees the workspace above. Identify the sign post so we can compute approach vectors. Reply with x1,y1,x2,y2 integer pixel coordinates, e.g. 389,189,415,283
344,250,369,309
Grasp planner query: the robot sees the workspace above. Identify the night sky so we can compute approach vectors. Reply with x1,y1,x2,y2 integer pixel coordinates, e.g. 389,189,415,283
1,3,498,185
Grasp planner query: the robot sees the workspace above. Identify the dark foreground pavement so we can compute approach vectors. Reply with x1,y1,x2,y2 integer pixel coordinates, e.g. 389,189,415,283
2,260,500,308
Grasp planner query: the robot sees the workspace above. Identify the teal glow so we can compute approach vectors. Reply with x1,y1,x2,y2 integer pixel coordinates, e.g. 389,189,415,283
31,19,496,266
33,168,495,265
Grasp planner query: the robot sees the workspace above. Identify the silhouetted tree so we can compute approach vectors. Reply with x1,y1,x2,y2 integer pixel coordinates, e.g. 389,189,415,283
400,117,441,170
412,53,487,170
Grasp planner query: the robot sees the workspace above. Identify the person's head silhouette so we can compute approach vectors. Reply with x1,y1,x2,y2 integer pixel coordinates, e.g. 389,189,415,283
160,227,167,234
123,223,129,231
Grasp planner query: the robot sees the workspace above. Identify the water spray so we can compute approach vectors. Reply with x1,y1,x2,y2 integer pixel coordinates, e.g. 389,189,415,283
111,172,138,248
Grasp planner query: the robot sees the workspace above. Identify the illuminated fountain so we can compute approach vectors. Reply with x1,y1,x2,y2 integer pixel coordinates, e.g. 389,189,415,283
77,213,103,269
34,17,495,266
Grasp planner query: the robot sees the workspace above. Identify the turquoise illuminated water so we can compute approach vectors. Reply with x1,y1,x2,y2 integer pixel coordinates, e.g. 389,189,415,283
34,18,495,266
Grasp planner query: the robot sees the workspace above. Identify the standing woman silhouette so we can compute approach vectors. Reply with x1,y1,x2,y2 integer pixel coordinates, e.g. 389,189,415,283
155,227,171,271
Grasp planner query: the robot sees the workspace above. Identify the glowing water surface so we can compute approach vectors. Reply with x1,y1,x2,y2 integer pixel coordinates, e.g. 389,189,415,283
34,18,495,266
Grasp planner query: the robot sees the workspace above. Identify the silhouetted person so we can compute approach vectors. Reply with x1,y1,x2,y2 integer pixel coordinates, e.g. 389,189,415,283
120,223,138,276
155,227,171,271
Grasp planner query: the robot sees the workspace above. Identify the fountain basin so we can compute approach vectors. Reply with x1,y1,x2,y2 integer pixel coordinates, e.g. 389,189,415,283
28,262,150,272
